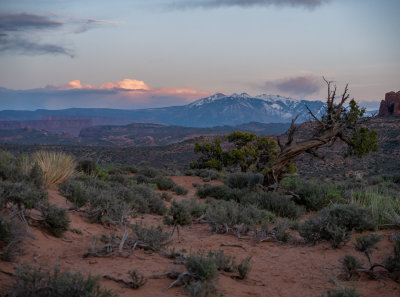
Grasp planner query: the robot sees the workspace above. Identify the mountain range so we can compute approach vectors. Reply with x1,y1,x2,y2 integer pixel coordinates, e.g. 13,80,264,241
0,93,325,129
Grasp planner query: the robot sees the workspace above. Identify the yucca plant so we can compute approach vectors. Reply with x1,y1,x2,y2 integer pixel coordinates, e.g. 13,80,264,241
34,151,76,188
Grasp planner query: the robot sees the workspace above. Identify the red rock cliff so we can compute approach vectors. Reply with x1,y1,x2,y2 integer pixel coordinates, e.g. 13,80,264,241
379,91,400,116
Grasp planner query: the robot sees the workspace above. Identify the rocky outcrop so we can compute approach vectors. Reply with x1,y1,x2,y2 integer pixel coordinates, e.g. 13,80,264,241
379,91,400,116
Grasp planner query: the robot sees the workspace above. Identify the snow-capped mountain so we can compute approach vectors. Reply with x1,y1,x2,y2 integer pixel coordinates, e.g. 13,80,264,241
0,93,325,127
180,93,325,126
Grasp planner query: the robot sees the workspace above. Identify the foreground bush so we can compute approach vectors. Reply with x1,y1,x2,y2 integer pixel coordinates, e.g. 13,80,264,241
300,204,375,248
0,181,47,210
34,151,76,187
281,177,343,211
41,204,70,238
206,200,274,235
0,213,25,261
242,192,303,219
11,264,117,297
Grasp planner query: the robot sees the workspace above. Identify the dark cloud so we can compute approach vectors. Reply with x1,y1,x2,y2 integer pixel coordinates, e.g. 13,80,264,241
264,75,323,97
0,36,73,57
0,13,63,31
169,0,330,9
0,13,72,57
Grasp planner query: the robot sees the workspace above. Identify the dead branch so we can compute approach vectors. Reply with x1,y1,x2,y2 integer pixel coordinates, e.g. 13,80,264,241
220,243,246,251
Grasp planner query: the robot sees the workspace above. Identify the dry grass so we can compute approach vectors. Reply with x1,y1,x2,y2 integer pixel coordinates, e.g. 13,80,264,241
34,151,76,188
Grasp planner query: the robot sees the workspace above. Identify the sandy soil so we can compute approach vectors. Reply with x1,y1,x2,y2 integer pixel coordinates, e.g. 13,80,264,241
1,176,399,297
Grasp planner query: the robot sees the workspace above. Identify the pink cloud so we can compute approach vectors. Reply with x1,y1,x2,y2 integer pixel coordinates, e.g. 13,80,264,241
54,78,210,104
100,79,150,91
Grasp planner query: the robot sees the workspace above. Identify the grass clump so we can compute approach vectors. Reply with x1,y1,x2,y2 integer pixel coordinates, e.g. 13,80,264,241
350,189,400,229
300,204,375,248
11,264,117,297
34,151,76,188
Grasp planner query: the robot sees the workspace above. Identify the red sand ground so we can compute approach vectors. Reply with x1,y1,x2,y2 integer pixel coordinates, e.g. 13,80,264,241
1,176,399,297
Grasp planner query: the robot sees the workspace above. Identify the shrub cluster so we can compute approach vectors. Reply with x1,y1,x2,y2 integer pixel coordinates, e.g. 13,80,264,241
60,176,167,224
11,264,117,297
300,204,375,248
206,200,274,235
224,172,264,190
281,177,343,211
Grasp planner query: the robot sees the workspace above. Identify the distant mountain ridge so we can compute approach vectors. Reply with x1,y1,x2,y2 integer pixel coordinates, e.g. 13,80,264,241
0,122,291,146
0,93,325,127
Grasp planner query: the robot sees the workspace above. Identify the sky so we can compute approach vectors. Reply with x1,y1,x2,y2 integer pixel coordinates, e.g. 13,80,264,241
0,0,399,110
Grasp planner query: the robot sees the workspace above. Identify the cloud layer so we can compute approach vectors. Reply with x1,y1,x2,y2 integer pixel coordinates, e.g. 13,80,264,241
0,79,210,110
264,75,323,97
169,0,330,9
0,13,121,57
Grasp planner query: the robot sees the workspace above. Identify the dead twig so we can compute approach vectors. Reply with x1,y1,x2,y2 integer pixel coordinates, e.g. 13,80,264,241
220,243,246,251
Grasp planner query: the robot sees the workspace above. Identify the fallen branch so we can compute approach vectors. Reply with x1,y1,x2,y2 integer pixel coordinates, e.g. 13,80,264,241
220,243,246,251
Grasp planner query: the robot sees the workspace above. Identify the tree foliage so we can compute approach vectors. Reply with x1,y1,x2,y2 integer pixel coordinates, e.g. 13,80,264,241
191,79,378,187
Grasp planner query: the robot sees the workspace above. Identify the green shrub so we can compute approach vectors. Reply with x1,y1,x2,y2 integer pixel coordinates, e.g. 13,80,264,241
274,219,292,243
164,200,193,226
197,184,243,202
208,250,236,272
206,200,273,235
184,280,220,297
129,223,170,252
0,150,24,182
173,184,188,195
300,204,375,248
186,251,218,281
0,213,25,261
281,177,343,211
224,172,264,190
77,159,97,175
105,173,133,186
341,255,363,280
138,167,160,178
41,204,70,238
384,237,400,276
244,192,303,219
12,264,117,297
355,233,383,255
59,179,91,208
0,180,47,209
237,256,252,280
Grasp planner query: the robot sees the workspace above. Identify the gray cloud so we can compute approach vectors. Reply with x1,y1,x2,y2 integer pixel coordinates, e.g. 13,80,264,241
0,13,63,31
169,0,330,9
0,13,72,57
0,36,73,57
264,75,323,97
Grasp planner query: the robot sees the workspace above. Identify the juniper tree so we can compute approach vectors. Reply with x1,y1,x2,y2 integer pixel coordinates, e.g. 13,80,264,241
191,78,378,187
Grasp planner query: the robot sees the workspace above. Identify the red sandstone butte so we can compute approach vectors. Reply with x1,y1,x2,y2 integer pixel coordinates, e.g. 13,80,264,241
379,91,400,116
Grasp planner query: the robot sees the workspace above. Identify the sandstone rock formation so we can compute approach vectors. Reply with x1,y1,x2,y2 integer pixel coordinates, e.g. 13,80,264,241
379,91,400,116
